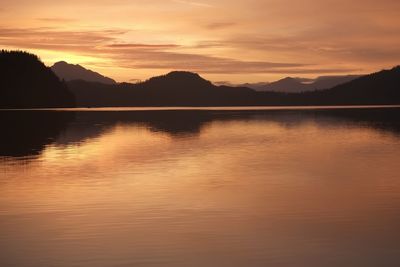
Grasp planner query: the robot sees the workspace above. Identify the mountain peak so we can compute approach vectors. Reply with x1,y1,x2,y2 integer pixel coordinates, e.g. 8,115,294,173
280,77,297,81
141,71,214,93
164,71,205,80
53,61,69,65
51,61,116,85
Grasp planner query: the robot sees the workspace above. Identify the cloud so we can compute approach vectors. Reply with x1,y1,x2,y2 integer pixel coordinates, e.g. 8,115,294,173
173,0,212,8
104,43,180,49
0,23,389,79
99,43,309,74
1,0,400,82
205,22,237,30
190,41,226,49
101,44,359,74
0,27,126,51
36,18,76,23
0,27,325,75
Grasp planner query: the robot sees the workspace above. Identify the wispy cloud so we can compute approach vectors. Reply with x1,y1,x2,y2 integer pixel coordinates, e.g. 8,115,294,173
0,27,322,75
104,43,181,49
1,0,400,82
36,18,76,23
173,0,212,8
100,40,309,74
0,27,126,50
205,22,237,30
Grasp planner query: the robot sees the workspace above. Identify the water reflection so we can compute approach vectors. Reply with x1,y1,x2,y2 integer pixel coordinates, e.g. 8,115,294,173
1,108,400,158
0,111,73,158
1,108,400,267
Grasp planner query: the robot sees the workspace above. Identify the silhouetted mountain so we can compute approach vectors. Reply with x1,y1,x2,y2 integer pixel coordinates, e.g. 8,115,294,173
51,61,116,84
260,77,309,92
3,50,397,108
143,71,214,92
244,75,361,92
238,82,270,89
67,67,399,107
68,71,256,107
311,75,362,91
0,50,75,108
295,66,400,105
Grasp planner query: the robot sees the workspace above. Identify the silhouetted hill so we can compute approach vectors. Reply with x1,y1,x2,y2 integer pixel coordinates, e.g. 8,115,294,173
259,77,309,92
67,67,400,106
296,66,400,105
144,71,214,91
245,75,361,92
3,50,397,108
311,75,362,91
0,50,75,108
68,71,256,107
237,81,269,89
51,61,116,84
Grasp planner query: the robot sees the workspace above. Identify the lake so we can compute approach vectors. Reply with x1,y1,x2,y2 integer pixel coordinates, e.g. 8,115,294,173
1,107,400,267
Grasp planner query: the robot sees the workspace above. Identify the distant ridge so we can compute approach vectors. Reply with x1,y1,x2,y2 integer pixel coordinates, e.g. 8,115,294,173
302,66,400,105
67,66,400,107
1,50,399,108
51,61,116,84
67,71,254,107
242,75,362,93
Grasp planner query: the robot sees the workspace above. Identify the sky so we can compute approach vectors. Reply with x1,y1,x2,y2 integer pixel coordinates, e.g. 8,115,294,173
1,0,400,83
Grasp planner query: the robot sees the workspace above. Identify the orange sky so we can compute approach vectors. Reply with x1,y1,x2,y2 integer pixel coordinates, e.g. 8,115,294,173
1,0,400,83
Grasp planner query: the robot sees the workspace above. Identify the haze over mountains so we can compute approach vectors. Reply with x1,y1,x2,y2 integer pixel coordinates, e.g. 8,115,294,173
240,75,362,93
51,61,116,85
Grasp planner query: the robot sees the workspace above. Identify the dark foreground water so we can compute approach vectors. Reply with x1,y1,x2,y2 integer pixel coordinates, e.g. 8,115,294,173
1,107,400,267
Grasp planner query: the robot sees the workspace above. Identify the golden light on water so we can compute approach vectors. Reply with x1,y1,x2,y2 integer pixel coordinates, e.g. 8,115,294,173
2,110,400,266
2,118,400,215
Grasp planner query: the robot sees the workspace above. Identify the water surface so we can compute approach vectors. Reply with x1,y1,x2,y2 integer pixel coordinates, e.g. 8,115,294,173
1,107,400,267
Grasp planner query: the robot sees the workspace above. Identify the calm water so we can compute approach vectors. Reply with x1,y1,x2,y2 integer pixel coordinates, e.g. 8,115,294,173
1,107,400,267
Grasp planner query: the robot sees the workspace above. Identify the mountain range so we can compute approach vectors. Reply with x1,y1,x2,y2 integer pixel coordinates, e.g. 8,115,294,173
1,50,399,108
240,75,362,93
52,60,361,93
67,71,256,106
67,66,400,107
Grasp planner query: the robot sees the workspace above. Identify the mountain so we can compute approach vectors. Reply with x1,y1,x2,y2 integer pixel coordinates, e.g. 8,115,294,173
239,82,270,89
307,75,362,91
67,71,256,107
67,66,400,107
143,71,215,93
297,66,400,105
244,75,361,92
0,50,75,108
256,77,309,92
3,50,395,108
51,61,116,84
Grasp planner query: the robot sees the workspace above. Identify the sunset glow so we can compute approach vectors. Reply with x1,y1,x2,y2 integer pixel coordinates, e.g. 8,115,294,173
1,0,400,83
